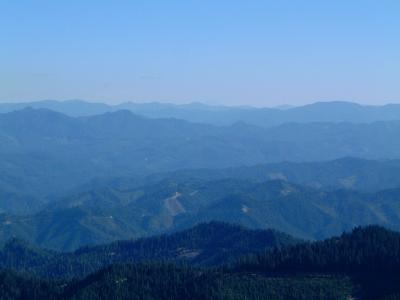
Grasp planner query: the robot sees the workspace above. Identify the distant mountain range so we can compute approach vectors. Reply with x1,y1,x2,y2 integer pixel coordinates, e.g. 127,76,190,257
2,108,400,202
2,100,400,127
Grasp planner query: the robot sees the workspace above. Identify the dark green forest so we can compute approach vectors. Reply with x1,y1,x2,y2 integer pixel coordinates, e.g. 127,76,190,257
0,222,298,278
0,223,399,299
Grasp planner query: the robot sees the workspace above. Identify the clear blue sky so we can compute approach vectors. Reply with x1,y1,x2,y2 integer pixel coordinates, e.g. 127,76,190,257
1,0,399,106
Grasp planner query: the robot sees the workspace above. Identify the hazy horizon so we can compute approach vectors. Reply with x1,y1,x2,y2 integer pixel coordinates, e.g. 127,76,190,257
1,1,399,107
1,98,400,109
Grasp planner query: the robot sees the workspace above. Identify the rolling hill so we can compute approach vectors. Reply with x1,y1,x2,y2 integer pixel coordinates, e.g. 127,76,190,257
137,157,400,193
1,177,400,250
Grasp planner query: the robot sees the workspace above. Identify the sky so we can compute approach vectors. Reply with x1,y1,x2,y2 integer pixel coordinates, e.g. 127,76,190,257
1,0,399,107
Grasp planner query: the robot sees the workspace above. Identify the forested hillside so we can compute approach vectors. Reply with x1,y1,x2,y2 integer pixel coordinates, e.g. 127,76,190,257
0,222,298,278
2,176,400,250
0,225,399,299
